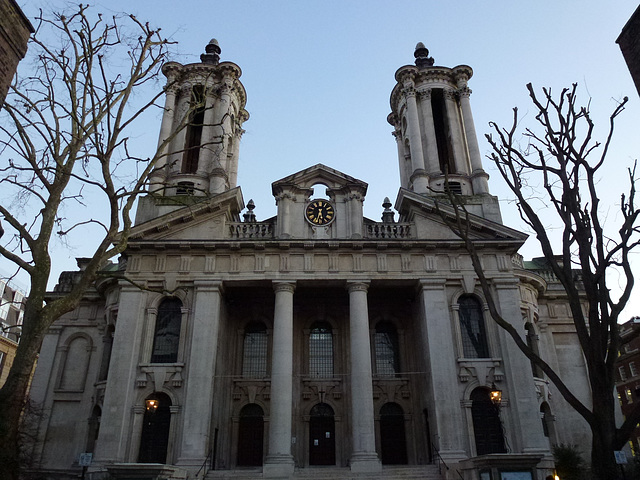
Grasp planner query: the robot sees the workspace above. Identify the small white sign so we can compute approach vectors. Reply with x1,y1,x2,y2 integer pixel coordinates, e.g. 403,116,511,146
78,453,93,467
615,450,627,464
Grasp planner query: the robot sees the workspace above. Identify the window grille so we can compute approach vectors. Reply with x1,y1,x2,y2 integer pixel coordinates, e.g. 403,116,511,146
151,298,182,363
458,296,490,358
375,321,400,376
309,322,333,378
242,323,268,378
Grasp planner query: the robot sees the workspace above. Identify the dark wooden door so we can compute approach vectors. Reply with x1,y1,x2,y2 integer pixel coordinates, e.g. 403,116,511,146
380,403,408,464
237,404,264,466
138,393,171,463
309,403,335,465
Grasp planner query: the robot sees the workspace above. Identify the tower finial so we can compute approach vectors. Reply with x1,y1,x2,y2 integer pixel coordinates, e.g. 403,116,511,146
414,42,434,68
201,38,221,65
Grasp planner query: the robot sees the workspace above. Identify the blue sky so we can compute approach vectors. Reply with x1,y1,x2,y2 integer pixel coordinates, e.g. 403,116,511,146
5,1,640,316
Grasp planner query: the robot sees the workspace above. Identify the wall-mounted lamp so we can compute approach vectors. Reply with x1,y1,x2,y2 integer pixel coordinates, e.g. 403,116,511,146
490,383,502,406
146,398,159,411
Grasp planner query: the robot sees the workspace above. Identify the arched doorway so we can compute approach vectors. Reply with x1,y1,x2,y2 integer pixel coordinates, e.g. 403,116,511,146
380,403,408,464
309,403,335,465
138,392,172,463
471,388,506,456
237,404,264,466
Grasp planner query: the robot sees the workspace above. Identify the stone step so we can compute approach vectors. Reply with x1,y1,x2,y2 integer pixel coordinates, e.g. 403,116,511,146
204,464,445,480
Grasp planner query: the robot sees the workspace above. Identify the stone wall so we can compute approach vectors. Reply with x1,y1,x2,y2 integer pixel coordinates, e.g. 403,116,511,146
0,0,33,108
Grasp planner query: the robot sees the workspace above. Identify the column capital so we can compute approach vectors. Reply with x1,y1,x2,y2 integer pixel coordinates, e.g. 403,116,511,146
418,278,446,290
418,88,433,99
194,279,224,293
458,86,472,98
346,281,370,293
273,281,296,294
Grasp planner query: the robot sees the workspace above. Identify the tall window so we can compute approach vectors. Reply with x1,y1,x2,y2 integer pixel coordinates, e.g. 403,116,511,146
458,295,490,358
309,322,333,378
375,321,400,376
182,85,205,174
242,322,268,378
151,298,182,364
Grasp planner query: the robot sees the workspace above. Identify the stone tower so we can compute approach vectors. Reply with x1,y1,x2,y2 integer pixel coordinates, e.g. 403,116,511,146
138,39,249,223
388,43,501,223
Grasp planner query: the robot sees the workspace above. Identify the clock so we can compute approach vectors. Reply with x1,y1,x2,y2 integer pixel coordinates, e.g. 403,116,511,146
305,199,335,226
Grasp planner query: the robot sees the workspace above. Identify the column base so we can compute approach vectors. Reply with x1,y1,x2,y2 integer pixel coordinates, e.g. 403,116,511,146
263,455,295,478
349,452,382,473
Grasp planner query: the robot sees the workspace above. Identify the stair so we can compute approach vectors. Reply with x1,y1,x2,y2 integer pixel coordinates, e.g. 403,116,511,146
205,464,445,479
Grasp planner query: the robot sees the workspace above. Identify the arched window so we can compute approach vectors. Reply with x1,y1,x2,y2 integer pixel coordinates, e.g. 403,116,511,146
309,403,335,465
471,388,506,455
540,402,556,442
458,295,490,358
138,392,172,463
151,298,182,364
380,403,408,464
182,85,205,175
309,322,333,378
237,404,264,466
242,322,268,378
375,321,400,376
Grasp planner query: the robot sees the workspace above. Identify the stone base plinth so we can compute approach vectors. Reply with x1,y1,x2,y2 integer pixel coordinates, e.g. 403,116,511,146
263,454,295,478
349,452,382,473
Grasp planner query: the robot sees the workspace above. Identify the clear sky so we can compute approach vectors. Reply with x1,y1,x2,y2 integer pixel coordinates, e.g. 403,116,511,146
5,1,640,316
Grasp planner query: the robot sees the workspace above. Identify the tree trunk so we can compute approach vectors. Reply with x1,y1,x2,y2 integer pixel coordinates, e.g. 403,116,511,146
0,312,44,480
589,381,620,480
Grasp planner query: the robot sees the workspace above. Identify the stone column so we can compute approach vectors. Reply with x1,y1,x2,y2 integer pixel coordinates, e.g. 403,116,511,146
459,87,490,194
404,86,429,193
94,285,146,464
347,281,381,473
348,193,364,239
149,84,178,192
168,85,192,176
417,280,467,462
443,89,468,176
418,89,441,175
264,281,296,477
392,130,410,189
198,85,217,175
177,281,223,467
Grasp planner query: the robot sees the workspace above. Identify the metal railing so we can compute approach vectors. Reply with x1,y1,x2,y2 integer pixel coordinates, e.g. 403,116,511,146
432,445,464,480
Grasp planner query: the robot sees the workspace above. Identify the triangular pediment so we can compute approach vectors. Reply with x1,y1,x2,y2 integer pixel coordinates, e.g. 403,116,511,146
128,187,244,241
395,188,528,244
271,164,368,196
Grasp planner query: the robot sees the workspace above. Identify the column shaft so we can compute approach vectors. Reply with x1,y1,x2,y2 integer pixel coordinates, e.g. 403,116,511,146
347,282,381,473
418,89,441,175
404,88,429,193
264,282,296,477
150,85,177,191
459,90,490,194
444,90,468,175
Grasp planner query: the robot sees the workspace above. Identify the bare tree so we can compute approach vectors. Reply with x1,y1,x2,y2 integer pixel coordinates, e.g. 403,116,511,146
0,6,218,478
438,83,639,480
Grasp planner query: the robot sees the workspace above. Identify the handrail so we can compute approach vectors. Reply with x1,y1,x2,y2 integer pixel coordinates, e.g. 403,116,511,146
195,448,212,479
432,446,464,480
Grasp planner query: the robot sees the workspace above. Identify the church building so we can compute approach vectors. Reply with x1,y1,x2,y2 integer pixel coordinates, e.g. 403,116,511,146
28,41,591,480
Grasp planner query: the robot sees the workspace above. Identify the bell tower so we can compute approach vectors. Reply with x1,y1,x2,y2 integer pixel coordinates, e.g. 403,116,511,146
149,39,249,198
388,43,501,222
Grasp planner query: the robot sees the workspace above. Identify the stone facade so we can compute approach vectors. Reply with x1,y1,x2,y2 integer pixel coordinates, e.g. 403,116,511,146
29,42,592,480
0,0,33,108
617,5,640,97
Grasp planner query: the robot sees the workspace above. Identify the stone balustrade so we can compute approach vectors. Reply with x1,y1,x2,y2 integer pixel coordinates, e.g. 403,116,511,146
365,223,412,239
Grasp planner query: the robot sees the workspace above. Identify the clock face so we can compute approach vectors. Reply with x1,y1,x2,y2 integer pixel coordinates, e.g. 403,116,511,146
305,200,335,226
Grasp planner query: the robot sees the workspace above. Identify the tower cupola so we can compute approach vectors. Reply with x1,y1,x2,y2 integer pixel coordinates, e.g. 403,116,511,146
388,43,489,199
148,39,249,198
